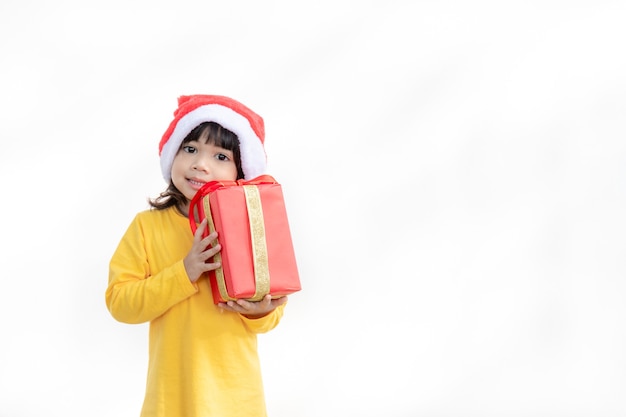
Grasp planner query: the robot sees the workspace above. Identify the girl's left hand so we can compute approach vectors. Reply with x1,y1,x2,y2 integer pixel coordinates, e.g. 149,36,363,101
218,294,288,319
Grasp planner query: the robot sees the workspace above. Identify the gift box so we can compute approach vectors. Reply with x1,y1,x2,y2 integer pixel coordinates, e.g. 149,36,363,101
189,175,301,304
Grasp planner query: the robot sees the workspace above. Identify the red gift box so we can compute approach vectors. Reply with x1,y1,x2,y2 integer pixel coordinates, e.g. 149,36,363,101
189,175,301,304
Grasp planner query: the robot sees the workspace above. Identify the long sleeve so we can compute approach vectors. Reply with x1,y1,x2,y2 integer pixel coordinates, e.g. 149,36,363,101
241,303,286,334
106,211,198,324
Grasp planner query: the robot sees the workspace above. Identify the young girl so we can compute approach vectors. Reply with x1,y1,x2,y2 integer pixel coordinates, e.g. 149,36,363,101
106,95,288,417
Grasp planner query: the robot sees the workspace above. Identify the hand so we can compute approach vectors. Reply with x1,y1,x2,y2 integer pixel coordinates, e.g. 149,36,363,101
218,294,288,319
183,218,222,283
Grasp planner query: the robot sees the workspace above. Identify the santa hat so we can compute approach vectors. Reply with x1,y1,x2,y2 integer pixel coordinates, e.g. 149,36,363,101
159,94,267,182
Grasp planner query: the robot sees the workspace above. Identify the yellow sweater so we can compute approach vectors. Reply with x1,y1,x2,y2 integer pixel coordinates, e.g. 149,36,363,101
106,207,285,417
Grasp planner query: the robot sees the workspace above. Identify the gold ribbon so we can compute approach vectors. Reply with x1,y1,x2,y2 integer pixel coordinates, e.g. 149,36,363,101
203,185,270,301
243,185,270,301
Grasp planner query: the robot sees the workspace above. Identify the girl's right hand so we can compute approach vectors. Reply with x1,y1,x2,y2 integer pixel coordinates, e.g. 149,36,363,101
183,218,222,283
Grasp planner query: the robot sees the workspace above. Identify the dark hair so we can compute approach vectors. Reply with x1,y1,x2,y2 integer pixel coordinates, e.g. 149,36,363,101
149,122,244,214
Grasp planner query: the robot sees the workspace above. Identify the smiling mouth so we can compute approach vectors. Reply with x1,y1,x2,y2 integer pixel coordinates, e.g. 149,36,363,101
188,179,206,187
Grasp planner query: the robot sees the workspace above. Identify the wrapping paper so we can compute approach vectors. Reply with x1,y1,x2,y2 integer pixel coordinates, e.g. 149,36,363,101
189,176,301,303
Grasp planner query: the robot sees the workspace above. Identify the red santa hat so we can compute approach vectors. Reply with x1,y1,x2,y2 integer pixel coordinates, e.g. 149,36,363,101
158,94,267,182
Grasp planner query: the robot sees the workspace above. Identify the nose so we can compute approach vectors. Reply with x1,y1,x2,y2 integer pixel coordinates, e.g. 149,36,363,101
191,155,211,173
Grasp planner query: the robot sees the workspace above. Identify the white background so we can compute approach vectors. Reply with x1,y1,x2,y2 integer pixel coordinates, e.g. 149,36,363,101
1,1,625,416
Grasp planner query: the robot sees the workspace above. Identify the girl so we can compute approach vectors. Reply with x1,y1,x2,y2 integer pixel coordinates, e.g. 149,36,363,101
106,95,288,417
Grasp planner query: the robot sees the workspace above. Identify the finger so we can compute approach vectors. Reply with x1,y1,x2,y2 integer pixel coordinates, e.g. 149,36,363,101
235,299,253,309
259,295,272,308
271,296,288,308
226,300,246,312
238,296,271,311
201,243,221,261
194,218,208,241
201,260,221,271
217,302,237,313
200,232,219,249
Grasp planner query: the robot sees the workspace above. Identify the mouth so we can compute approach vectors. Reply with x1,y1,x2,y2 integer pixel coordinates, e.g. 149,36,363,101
187,178,207,189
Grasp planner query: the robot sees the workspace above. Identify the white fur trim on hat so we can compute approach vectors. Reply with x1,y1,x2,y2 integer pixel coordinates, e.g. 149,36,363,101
159,98,267,182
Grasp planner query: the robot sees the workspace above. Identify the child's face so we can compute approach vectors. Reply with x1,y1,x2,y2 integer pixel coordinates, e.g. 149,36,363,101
171,139,239,201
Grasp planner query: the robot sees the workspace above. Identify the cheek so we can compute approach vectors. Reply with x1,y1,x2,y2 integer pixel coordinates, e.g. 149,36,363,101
229,162,239,180
170,155,190,185
171,152,190,171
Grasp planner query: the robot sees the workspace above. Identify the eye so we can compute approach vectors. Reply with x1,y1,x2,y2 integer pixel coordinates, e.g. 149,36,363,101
216,153,231,161
182,145,197,154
